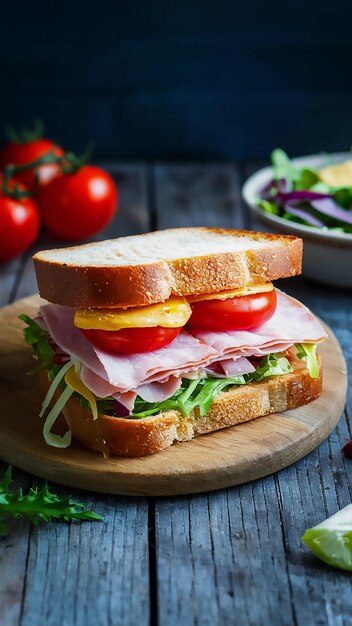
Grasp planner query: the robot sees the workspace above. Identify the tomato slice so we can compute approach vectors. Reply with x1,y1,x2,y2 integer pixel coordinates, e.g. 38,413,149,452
189,290,277,331
80,326,182,354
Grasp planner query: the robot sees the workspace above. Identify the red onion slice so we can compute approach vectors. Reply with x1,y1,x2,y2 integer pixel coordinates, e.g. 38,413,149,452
284,205,325,227
311,198,352,225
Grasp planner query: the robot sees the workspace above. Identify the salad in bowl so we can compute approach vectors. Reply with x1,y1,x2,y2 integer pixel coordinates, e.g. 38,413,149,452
242,150,352,288
257,149,352,234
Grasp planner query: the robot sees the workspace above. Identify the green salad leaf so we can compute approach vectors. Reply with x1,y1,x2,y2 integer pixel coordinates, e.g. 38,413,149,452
0,466,102,534
251,353,293,382
302,505,352,571
271,148,299,183
256,148,352,233
19,314,54,373
132,376,246,418
295,167,319,190
295,343,319,378
132,352,293,418
256,199,280,216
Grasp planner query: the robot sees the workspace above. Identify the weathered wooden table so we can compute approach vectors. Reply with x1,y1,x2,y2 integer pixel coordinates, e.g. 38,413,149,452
1,163,351,626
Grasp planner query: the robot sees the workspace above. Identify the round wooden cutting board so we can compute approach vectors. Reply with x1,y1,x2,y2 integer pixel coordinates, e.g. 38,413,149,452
0,295,347,496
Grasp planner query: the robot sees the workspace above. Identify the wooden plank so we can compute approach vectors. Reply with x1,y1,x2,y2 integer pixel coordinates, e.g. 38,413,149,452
0,164,151,626
154,162,352,626
19,494,149,626
154,164,244,229
0,468,32,626
0,247,33,626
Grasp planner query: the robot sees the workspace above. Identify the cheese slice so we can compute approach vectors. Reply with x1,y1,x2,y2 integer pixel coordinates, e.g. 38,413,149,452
65,366,98,420
319,160,352,187
74,296,192,331
188,283,274,303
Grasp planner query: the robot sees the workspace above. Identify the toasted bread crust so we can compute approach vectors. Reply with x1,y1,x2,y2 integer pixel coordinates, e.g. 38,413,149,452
33,228,302,308
41,357,322,457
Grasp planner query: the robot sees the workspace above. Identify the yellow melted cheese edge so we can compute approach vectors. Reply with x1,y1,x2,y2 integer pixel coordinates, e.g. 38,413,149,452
74,296,192,331
187,283,274,303
74,284,273,331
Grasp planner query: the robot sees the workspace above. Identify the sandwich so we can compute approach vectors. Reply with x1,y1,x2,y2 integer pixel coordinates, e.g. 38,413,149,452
21,227,327,457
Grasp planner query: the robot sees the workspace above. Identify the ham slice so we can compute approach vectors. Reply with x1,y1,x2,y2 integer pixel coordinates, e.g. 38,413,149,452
40,290,326,404
40,304,217,394
219,357,256,377
135,377,182,402
113,391,137,412
205,356,255,378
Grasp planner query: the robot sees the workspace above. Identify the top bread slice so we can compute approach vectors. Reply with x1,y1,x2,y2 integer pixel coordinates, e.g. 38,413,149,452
33,228,302,308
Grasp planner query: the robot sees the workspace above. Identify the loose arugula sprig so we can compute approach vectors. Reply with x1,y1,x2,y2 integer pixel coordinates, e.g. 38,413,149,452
0,466,102,534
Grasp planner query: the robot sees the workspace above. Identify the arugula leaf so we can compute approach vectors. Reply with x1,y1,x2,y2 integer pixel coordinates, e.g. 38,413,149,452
295,343,319,378
271,148,299,183
0,466,102,534
19,314,54,373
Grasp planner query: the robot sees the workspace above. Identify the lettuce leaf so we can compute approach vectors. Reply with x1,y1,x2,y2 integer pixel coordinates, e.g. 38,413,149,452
251,353,292,382
132,375,246,418
271,148,300,183
295,343,319,378
19,314,54,373
256,199,280,215
132,353,292,418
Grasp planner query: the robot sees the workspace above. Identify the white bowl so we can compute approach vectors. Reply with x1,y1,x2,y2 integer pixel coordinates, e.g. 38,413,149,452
242,152,352,288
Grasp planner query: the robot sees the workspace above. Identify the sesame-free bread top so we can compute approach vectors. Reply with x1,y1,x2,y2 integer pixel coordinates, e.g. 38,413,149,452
33,227,302,308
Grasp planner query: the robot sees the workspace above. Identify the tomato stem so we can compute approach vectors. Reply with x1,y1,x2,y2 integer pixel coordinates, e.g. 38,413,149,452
5,119,44,144
1,143,94,199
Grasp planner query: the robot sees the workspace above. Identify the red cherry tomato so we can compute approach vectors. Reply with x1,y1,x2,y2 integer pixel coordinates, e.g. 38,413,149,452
0,140,64,190
0,177,39,262
36,166,118,240
189,290,277,331
80,326,182,354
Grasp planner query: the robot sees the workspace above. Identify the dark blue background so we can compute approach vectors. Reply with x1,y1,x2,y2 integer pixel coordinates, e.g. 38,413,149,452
1,0,351,160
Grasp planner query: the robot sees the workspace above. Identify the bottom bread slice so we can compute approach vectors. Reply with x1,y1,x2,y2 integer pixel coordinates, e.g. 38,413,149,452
43,355,323,457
